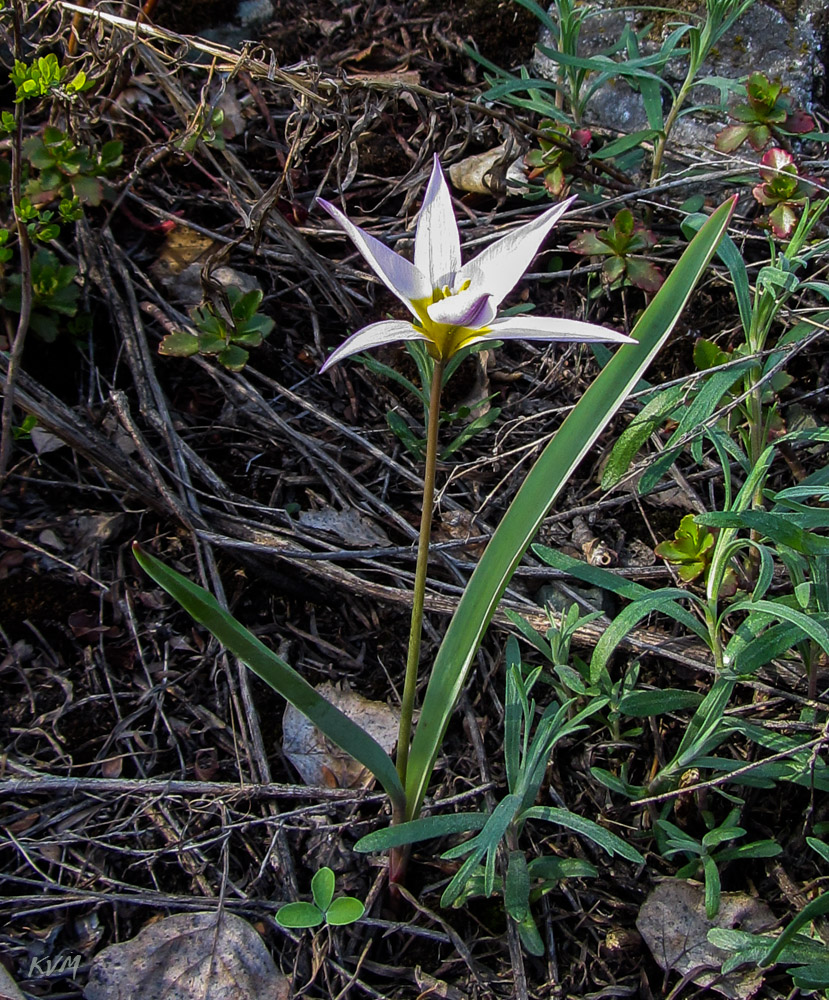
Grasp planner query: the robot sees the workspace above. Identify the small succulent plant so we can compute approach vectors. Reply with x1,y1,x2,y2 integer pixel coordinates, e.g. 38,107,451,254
569,209,664,293
715,72,815,154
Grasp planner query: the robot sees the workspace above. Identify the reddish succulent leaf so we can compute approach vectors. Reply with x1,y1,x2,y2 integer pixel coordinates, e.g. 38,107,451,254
626,257,664,293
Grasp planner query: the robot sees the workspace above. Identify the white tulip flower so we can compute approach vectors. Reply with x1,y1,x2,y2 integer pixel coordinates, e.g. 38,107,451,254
317,155,634,371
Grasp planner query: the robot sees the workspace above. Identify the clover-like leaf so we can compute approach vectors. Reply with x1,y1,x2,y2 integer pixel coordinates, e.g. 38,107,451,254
311,867,336,912
275,901,324,929
325,897,365,926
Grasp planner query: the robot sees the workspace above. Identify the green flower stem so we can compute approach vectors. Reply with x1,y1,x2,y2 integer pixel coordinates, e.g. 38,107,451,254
396,358,445,789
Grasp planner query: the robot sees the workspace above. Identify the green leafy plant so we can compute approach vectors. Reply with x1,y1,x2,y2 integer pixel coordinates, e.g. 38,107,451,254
158,285,275,372
602,200,829,494
276,867,365,929
10,54,89,102
655,808,780,918
24,125,123,206
715,72,816,153
355,640,641,955
654,513,737,595
710,832,829,991
504,603,644,745
134,182,736,890
177,105,227,153
569,209,664,294
474,0,757,185
358,340,502,461
3,247,79,341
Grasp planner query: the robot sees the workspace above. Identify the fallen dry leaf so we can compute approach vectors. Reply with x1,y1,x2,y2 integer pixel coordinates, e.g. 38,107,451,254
283,682,398,788
297,501,390,548
448,145,529,196
84,911,289,1000
636,880,775,999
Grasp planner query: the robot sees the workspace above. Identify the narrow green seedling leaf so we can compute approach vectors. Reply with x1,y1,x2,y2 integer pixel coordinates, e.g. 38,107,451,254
132,544,405,813
524,806,644,862
618,689,704,716
505,850,531,921
354,811,488,852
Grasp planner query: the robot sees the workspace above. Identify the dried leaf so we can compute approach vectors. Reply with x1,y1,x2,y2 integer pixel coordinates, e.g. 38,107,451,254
297,503,390,548
637,880,774,999
282,682,398,788
84,911,289,1000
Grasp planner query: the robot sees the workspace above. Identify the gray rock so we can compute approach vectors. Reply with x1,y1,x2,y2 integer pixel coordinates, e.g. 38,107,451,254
532,0,824,162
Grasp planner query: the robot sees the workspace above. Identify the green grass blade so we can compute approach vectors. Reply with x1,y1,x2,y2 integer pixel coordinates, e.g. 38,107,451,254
132,543,405,812
404,197,736,820
524,806,644,862
354,811,488,852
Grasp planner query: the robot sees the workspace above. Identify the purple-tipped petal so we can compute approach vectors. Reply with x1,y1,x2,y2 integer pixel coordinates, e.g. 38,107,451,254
482,315,635,345
457,196,576,308
426,288,497,328
414,156,461,291
320,320,427,372
318,199,430,317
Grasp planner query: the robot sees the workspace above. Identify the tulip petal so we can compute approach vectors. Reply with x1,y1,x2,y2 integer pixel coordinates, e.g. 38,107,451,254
462,315,635,350
457,196,576,308
414,156,461,290
426,288,497,328
318,199,430,316
320,320,428,372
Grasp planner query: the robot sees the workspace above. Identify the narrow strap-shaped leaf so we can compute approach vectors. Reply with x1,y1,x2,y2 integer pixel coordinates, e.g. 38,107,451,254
760,894,829,968
440,794,521,907
673,676,735,764
697,511,829,556
523,806,644,862
441,794,521,860
590,588,707,682
725,598,829,657
505,850,531,921
354,811,488,852
405,198,736,820
133,543,405,812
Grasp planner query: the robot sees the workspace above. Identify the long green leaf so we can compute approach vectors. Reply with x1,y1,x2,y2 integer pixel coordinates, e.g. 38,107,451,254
590,589,705,682
132,543,405,812
726,598,829,657
405,197,736,819
523,806,644,862
354,811,488,852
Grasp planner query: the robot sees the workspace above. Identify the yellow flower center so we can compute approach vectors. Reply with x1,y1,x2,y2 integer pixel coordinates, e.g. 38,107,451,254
411,282,488,361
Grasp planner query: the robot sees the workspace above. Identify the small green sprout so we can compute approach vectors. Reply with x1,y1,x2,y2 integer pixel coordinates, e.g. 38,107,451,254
177,106,227,153
656,808,780,918
3,247,79,342
159,285,274,372
10,55,88,102
654,514,737,596
715,72,815,154
275,868,365,929
24,126,123,206
569,209,664,294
